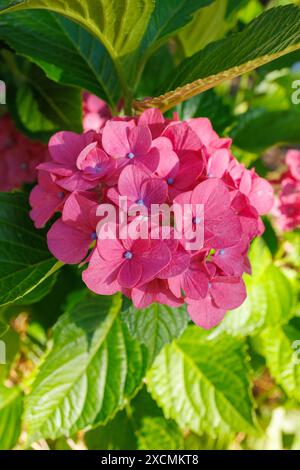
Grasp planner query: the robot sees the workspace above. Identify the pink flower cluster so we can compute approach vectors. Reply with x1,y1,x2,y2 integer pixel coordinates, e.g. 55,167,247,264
30,109,274,329
273,150,300,231
83,92,112,132
0,114,48,192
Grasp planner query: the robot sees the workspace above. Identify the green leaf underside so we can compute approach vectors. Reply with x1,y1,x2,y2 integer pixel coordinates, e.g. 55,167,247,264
134,5,300,112
0,0,155,91
0,385,23,450
215,239,295,338
0,10,120,107
122,303,189,362
24,292,148,442
147,327,257,437
0,193,62,307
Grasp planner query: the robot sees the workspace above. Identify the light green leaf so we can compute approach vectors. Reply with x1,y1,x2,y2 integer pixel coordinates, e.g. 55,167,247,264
134,5,300,112
137,417,183,450
147,326,257,437
122,303,189,362
0,385,23,449
0,193,63,307
0,0,155,91
24,292,148,442
0,10,120,107
216,239,295,337
259,319,300,402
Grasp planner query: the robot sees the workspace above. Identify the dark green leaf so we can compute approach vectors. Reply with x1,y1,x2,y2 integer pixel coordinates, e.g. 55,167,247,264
0,193,62,307
0,385,23,449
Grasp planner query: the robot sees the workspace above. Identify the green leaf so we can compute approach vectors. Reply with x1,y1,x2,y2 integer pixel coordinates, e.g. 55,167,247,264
232,108,300,152
0,0,155,92
0,193,63,307
85,410,137,450
137,417,183,450
140,0,213,54
147,326,257,437
283,231,300,268
24,292,148,442
216,239,295,337
134,5,300,112
0,10,120,107
259,319,300,402
122,303,189,362
0,385,23,449
6,62,83,140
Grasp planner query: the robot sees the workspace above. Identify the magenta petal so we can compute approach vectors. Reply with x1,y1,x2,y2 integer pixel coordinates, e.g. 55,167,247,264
118,165,149,200
129,125,152,156
49,131,94,165
118,259,142,288
62,192,96,232
249,177,274,215
102,120,135,158
97,237,124,262
82,249,121,295
207,149,230,178
158,246,190,279
187,297,226,329
37,161,73,176
136,240,171,285
191,178,231,216
141,177,168,207
47,219,92,264
211,276,246,310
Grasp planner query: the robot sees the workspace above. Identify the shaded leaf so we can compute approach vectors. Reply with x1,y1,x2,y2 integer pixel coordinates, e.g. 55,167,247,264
0,10,120,107
0,193,63,307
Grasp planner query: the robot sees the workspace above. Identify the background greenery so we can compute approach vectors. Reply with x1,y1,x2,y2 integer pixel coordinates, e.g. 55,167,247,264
0,0,300,450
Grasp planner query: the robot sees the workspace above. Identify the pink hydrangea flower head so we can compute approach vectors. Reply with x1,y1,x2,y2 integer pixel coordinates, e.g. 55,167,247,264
29,109,275,330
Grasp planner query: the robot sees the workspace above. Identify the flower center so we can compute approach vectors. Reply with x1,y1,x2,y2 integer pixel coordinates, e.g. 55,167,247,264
20,162,28,170
193,216,202,225
91,232,97,241
219,249,225,256
136,199,144,205
127,152,135,160
167,177,174,185
123,250,133,260
57,191,65,200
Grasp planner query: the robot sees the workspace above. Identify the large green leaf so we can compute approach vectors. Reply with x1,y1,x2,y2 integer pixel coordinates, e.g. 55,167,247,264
0,0,155,92
137,417,184,450
134,5,300,112
215,239,295,338
0,385,23,449
232,108,300,152
0,10,120,107
6,60,82,141
24,292,148,443
0,193,62,307
122,303,189,362
259,319,300,402
147,326,257,437
140,0,213,54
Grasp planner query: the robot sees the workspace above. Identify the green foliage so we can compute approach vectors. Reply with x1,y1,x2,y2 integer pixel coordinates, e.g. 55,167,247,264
0,385,23,449
217,239,295,337
0,10,120,107
0,193,62,307
122,302,189,362
147,326,258,437
24,292,148,443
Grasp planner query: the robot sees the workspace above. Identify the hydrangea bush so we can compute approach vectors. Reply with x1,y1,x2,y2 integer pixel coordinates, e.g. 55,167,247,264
0,0,300,452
